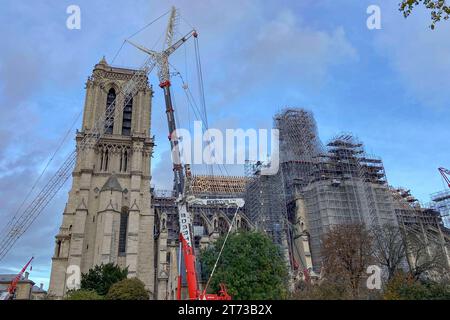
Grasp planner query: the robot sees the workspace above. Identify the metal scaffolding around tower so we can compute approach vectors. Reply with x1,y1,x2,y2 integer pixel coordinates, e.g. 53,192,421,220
244,108,323,272
244,162,288,248
301,133,397,270
391,187,450,272
431,190,450,228
244,108,400,274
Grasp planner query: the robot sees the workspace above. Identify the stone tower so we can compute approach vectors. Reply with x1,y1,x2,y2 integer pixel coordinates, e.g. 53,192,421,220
48,58,155,298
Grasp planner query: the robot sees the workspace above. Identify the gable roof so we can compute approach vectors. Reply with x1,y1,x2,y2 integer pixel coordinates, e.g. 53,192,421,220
101,174,123,192
0,274,34,284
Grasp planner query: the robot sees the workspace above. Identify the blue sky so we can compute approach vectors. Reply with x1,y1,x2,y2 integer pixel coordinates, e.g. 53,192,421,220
0,0,449,289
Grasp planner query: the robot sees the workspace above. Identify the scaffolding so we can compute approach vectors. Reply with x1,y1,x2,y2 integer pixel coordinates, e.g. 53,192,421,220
301,134,396,270
153,174,250,242
244,108,400,273
189,175,248,198
243,107,447,277
431,190,450,228
152,173,251,299
391,187,450,273
274,108,323,199
244,167,288,248
152,174,251,293
244,109,323,271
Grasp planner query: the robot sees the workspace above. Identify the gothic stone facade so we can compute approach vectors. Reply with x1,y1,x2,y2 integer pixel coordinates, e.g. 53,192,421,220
48,58,155,298
152,175,252,300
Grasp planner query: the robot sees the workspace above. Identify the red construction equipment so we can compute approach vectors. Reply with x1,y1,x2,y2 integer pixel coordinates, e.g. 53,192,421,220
128,7,231,300
7,256,34,298
200,284,231,300
438,167,450,188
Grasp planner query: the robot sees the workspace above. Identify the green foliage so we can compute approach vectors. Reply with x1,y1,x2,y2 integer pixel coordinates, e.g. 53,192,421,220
384,272,450,300
80,263,128,296
106,278,150,300
200,231,289,300
293,278,385,300
65,289,103,300
293,281,352,300
399,0,450,29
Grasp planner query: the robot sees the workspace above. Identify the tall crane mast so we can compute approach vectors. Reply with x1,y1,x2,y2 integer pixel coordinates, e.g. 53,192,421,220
0,6,228,300
127,7,230,300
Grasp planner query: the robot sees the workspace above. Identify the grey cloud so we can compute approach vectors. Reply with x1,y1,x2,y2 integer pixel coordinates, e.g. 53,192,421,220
0,52,43,107
205,8,357,112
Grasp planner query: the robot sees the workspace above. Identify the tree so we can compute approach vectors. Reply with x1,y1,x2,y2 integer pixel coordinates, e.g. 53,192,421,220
399,0,450,29
80,263,128,296
106,278,150,300
384,271,450,299
371,224,407,281
292,280,353,300
200,231,289,300
65,289,103,300
321,223,374,298
405,231,448,280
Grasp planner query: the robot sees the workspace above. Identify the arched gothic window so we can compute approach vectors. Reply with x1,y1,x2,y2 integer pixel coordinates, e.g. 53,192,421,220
105,88,116,134
119,149,128,172
118,207,129,255
122,95,132,136
56,240,62,257
100,148,109,171
218,217,229,236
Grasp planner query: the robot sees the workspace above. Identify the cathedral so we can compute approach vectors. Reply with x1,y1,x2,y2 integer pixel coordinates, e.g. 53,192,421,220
48,58,155,297
48,58,252,299
48,57,437,300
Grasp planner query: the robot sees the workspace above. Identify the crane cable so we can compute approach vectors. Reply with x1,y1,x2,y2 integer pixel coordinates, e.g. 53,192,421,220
193,36,215,177
0,12,164,260
170,65,227,178
153,16,239,293
173,36,231,178
112,10,171,64
203,204,240,294
0,110,81,241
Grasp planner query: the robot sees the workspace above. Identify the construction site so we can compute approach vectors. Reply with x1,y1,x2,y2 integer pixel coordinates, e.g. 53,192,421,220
0,6,449,301
151,106,450,297
245,109,450,278
152,172,250,299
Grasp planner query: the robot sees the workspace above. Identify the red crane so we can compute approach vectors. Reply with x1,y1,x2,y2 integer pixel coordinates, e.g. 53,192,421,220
4,256,34,299
438,167,450,188
127,7,231,300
